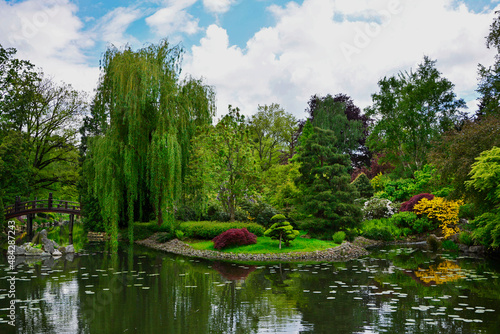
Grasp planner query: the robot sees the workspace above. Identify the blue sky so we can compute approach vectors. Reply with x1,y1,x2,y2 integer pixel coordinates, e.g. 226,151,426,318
1,0,499,119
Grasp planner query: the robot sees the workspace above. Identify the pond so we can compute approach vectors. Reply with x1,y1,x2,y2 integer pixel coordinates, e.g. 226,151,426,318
1,242,499,334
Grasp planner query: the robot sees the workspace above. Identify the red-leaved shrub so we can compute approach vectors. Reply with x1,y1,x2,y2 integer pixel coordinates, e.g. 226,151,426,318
400,193,435,212
212,228,257,250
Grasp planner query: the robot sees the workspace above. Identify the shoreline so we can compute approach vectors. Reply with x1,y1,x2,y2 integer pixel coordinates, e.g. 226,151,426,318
135,233,370,262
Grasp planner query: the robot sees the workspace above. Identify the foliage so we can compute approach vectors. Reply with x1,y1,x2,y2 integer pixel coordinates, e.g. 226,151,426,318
361,219,402,241
260,163,302,216
465,146,500,211
362,197,396,220
305,93,369,168
0,131,30,207
175,230,185,240
82,40,215,249
186,106,257,221
295,126,362,234
351,173,374,198
441,239,459,251
400,193,435,212
458,231,474,246
180,221,265,239
332,231,346,244
370,172,389,192
389,211,437,234
264,214,299,248
413,197,464,239
156,232,174,243
212,228,257,250
470,211,500,248
427,234,442,252
351,153,394,181
189,232,337,254
238,200,279,228
248,103,298,170
429,115,500,200
366,56,466,176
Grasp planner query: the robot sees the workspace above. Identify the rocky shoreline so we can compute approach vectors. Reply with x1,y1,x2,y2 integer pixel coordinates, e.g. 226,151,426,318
136,233,370,262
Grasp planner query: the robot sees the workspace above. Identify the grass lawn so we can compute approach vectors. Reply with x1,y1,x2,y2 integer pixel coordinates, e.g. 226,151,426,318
187,232,339,254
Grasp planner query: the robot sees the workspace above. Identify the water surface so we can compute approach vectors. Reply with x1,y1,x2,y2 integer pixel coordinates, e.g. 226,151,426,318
1,243,499,333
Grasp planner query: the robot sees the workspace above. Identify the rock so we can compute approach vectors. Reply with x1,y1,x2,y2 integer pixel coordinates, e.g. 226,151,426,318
52,249,62,257
32,233,41,245
42,236,55,254
468,246,485,253
449,233,460,243
14,246,26,256
25,246,44,256
40,251,51,257
427,234,441,252
66,253,75,262
353,236,383,248
66,244,75,253
39,229,48,238
459,244,469,252
58,246,66,253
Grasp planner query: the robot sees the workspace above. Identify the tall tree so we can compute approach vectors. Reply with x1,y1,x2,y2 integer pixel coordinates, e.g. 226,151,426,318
477,10,500,117
84,40,215,247
295,126,361,235
305,94,369,168
366,56,466,176
248,103,298,171
187,106,257,221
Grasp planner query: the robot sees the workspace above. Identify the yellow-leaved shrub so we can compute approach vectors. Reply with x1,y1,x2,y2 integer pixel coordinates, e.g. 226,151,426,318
413,197,463,239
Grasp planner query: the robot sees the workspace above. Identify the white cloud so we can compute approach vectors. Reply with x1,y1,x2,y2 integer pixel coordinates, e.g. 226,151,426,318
202,0,236,14
185,0,499,120
0,0,99,94
146,0,200,36
94,6,143,46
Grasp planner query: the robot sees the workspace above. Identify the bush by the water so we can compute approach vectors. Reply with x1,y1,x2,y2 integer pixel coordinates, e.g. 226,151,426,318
180,221,265,239
459,231,474,246
470,211,500,247
400,193,434,212
212,228,257,250
264,214,299,248
389,211,437,234
332,231,346,244
361,219,402,241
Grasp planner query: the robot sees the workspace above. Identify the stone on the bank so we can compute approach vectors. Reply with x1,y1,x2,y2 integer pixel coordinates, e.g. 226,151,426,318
52,249,62,257
468,246,484,253
14,245,26,256
58,246,66,253
42,236,55,254
459,244,469,252
25,246,44,256
66,244,75,253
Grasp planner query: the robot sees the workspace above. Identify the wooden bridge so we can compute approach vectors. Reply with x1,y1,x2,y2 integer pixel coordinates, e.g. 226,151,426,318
5,193,81,241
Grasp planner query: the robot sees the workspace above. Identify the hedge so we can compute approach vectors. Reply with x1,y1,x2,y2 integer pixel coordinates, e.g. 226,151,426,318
180,221,265,239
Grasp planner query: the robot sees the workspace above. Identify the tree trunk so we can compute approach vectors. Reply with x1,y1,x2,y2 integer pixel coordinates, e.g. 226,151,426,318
279,234,282,249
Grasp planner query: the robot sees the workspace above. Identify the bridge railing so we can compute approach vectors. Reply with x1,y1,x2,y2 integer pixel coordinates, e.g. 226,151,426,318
5,193,81,218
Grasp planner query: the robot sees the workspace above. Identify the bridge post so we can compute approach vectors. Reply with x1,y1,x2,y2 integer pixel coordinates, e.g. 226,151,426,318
69,214,74,244
48,193,53,210
15,196,20,213
27,213,33,240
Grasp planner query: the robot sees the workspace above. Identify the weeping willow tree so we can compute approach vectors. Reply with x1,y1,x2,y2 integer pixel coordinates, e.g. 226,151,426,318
84,40,215,248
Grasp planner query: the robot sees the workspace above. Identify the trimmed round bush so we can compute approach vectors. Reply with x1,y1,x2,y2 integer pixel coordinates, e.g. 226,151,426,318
332,231,346,244
400,193,434,212
212,228,257,250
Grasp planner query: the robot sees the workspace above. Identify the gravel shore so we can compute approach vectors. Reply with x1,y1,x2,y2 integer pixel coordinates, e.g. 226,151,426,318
136,234,370,262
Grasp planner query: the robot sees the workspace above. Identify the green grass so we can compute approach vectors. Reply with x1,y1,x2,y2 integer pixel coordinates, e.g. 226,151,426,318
187,233,339,254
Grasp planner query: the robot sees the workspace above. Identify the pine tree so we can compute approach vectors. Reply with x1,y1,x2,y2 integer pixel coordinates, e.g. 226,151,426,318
295,127,362,235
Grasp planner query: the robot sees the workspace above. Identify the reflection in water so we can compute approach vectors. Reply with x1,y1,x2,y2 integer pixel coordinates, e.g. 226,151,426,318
211,261,256,281
414,260,466,285
0,243,499,334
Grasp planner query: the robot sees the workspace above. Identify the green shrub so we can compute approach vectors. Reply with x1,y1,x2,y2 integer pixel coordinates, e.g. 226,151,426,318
332,231,346,244
264,214,299,248
352,173,374,199
180,221,265,239
459,203,479,220
458,231,474,246
156,232,173,243
361,219,401,241
175,230,185,240
470,211,500,247
389,211,437,234
441,239,459,251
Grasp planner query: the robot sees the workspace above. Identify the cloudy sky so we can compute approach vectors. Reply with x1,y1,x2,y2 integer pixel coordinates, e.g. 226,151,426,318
0,0,498,119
